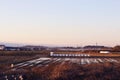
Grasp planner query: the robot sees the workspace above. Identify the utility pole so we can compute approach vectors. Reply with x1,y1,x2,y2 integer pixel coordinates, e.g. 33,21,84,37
96,42,98,46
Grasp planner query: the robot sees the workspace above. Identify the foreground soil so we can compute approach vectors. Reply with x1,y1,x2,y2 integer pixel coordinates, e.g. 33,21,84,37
4,62,120,80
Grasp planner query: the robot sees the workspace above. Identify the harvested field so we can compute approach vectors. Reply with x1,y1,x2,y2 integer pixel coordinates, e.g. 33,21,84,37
0,57,120,80
0,51,120,80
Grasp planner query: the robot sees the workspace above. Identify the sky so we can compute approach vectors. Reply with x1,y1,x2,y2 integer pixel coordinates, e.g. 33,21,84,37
0,0,120,47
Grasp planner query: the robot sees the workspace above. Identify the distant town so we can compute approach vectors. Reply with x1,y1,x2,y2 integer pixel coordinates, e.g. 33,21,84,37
0,45,120,53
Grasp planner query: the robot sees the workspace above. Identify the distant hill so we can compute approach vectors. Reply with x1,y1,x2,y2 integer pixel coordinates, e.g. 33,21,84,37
0,42,24,47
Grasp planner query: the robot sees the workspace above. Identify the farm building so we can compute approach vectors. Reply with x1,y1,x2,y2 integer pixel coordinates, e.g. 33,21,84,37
5,47,20,51
0,45,5,50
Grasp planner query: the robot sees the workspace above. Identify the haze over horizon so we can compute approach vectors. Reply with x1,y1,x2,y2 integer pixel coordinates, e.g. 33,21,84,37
0,0,120,46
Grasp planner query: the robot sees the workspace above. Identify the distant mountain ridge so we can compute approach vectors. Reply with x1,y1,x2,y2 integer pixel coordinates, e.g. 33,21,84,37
0,42,56,47
0,42,24,47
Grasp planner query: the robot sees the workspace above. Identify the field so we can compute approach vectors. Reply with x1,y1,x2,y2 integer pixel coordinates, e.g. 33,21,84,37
0,51,120,80
21,62,120,80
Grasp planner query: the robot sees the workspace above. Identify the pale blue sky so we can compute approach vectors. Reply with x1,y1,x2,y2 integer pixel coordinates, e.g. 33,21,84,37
0,0,120,46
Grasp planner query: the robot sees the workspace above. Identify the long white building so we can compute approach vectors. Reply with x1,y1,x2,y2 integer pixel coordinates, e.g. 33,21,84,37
50,52,90,57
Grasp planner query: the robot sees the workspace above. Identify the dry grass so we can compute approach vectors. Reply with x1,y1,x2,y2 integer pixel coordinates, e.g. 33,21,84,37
13,62,120,80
